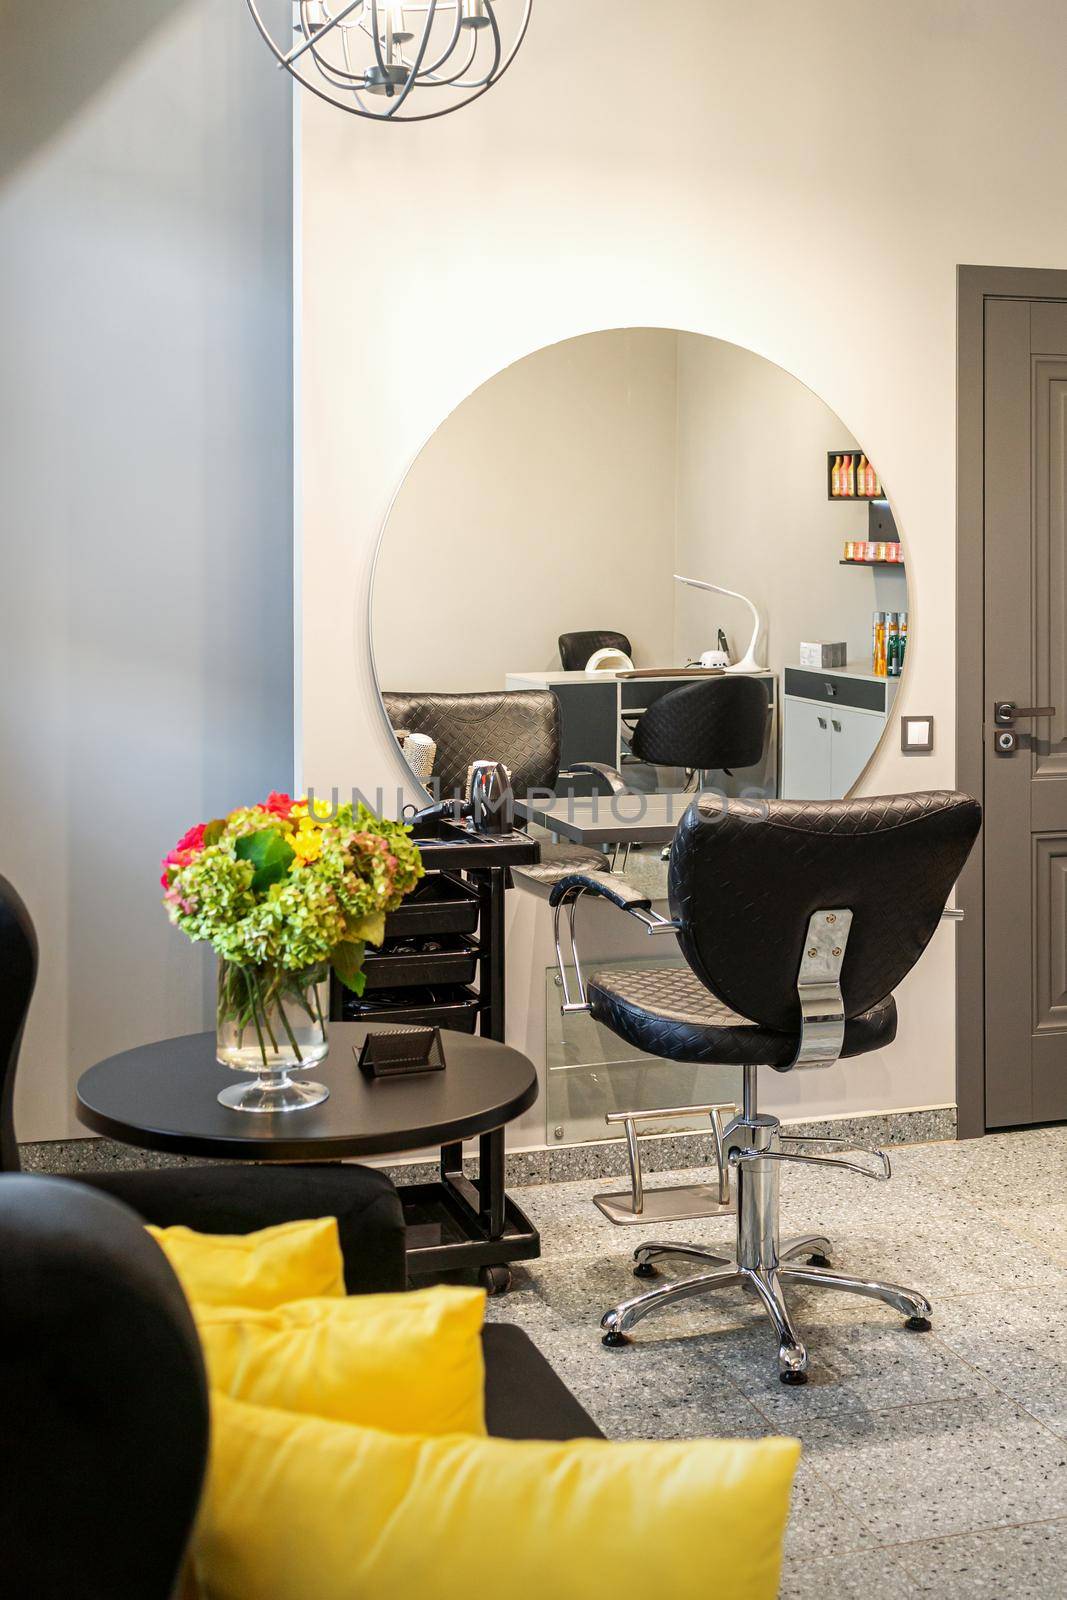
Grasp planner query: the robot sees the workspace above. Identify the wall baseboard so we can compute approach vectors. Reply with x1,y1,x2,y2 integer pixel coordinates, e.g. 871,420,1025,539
17,1105,956,1189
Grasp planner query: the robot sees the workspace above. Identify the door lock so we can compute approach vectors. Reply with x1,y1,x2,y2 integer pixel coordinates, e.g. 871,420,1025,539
992,701,1056,756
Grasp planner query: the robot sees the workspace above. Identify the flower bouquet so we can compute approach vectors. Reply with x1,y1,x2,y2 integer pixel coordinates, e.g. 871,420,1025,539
161,793,423,1113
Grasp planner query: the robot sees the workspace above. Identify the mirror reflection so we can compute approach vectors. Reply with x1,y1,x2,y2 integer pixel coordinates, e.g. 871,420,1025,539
372,329,908,812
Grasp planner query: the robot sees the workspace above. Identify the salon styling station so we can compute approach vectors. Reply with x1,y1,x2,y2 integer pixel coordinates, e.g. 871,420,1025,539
330,812,543,1291
505,667,777,796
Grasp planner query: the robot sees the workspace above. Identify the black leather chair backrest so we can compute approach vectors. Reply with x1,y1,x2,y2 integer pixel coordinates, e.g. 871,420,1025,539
0,1174,209,1599
631,676,768,770
0,875,37,1172
669,792,981,1032
382,689,561,798
558,630,632,672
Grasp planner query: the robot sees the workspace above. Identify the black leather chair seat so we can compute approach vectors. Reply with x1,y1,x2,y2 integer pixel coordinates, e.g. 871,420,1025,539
482,1323,603,1440
512,839,609,892
588,965,897,1069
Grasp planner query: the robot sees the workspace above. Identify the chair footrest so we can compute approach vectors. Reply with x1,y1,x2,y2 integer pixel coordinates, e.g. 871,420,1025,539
594,1183,736,1226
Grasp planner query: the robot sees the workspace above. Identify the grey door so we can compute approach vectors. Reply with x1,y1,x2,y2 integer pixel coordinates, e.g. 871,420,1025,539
984,299,1067,1127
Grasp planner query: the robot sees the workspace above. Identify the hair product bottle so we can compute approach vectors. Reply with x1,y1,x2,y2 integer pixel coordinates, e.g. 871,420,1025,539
898,612,908,670
873,611,886,676
843,454,854,495
831,455,842,496
855,455,868,496
886,612,900,677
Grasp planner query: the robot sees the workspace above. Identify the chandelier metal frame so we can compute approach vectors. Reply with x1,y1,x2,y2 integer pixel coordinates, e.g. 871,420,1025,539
245,0,533,123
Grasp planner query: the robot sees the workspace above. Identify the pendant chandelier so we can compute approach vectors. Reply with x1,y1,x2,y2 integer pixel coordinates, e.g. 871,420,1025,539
245,1,532,123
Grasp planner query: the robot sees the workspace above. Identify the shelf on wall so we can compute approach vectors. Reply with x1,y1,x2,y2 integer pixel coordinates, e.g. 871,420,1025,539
839,560,906,569
827,449,884,500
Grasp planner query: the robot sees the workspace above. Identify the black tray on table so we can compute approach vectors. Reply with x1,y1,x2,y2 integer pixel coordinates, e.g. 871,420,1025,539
339,985,481,1033
384,872,480,937
362,935,480,990
408,816,540,871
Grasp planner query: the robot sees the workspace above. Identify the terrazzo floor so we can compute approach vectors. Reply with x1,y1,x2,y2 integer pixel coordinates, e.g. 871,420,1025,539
483,1126,1067,1599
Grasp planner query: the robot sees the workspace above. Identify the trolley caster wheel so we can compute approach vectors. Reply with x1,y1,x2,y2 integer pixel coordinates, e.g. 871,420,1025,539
633,1261,658,1279
779,1369,808,1386
602,1329,629,1348
807,1253,832,1268
905,1315,932,1333
478,1265,512,1296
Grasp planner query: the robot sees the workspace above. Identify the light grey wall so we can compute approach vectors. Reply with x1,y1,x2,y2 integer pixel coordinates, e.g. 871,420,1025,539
1,0,295,1139
373,329,679,693
673,333,908,677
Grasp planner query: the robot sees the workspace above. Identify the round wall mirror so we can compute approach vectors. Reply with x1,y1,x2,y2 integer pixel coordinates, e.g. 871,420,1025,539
371,328,908,809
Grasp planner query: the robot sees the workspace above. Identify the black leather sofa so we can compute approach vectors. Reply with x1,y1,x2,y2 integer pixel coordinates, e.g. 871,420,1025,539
0,1172,600,1599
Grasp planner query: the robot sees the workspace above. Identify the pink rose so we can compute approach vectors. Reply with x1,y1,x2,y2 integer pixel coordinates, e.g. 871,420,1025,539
262,791,296,820
160,822,208,887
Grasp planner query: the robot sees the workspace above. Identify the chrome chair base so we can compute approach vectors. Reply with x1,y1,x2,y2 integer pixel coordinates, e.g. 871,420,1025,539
600,1243,933,1383
598,1070,933,1384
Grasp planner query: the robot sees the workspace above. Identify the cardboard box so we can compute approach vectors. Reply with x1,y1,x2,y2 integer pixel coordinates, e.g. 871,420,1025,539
799,640,847,669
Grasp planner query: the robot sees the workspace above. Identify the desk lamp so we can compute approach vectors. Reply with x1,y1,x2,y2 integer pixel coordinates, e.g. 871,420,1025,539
673,573,766,674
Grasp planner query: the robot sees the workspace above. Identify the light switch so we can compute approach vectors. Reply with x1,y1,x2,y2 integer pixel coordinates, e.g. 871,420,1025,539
901,716,934,754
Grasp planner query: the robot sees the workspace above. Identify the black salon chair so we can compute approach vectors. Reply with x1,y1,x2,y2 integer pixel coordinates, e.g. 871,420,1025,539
558,629,633,673
0,876,407,1292
549,791,981,1384
382,688,626,887
629,674,768,774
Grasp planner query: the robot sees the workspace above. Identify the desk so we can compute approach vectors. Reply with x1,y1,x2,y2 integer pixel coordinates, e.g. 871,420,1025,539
514,790,694,847
505,668,777,794
76,1024,540,1291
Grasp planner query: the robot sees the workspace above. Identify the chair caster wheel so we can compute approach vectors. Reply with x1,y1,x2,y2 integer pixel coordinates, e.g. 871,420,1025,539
478,1265,512,1296
633,1261,658,1279
779,1369,808,1386
602,1330,629,1348
905,1315,932,1332
807,1253,831,1268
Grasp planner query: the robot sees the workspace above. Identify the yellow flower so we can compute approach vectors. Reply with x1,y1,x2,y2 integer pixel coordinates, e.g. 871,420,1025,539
290,795,334,823
286,820,324,862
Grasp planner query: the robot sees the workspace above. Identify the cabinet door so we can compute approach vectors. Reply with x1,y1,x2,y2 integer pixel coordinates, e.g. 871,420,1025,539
782,699,832,799
828,706,885,798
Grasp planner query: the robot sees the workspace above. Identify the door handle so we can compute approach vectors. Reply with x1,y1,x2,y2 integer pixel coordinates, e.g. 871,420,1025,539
993,701,1056,726
817,716,828,729
831,719,842,732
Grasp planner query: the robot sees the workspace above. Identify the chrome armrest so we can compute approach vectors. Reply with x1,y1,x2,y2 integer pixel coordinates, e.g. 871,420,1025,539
548,873,678,1012
559,761,631,796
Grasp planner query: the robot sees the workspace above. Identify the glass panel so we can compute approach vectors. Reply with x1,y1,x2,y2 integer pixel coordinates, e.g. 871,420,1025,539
546,957,742,1147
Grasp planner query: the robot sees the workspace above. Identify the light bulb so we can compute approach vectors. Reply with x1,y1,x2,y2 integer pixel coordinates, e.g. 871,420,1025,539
461,0,492,27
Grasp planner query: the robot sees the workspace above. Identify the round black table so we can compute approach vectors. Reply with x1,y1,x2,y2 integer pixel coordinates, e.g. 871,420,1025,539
76,1023,540,1290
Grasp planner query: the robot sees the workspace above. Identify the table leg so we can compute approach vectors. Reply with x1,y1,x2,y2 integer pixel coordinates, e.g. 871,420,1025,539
476,866,506,1042
440,1141,464,1181
478,1126,506,1239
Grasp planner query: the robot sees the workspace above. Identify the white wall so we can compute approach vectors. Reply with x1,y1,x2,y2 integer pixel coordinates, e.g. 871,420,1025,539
300,0,1067,1128
672,333,908,678
2,0,295,1139
373,329,678,692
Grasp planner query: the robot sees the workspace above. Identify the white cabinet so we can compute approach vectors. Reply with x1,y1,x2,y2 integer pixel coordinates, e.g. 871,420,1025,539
781,668,897,799
782,698,833,799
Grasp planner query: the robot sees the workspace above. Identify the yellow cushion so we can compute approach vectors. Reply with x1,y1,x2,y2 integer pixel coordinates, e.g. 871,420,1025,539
147,1217,345,1310
196,1392,799,1600
196,1286,486,1437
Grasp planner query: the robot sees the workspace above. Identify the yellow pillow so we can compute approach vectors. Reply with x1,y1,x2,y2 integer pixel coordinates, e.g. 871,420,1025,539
196,1392,799,1600
196,1286,486,1437
147,1217,345,1309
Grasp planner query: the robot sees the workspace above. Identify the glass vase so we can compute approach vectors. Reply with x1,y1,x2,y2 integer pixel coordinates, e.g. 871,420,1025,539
215,962,330,1113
